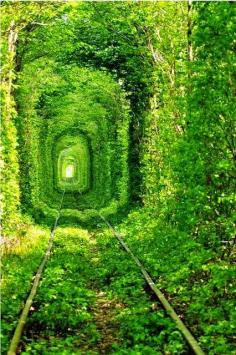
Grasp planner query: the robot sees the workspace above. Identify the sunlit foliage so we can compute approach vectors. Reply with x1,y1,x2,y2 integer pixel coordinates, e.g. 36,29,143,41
1,1,235,354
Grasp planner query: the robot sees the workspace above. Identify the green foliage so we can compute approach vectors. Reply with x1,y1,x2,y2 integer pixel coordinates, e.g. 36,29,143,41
2,226,187,354
119,209,236,353
17,64,130,223
56,135,90,192
0,20,21,237
1,2,235,353
0,0,68,237
1,224,49,353
140,2,235,252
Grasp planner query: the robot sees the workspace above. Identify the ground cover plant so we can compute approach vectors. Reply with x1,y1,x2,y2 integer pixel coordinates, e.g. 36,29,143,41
118,210,236,354
1,224,49,353
2,227,188,354
1,1,235,354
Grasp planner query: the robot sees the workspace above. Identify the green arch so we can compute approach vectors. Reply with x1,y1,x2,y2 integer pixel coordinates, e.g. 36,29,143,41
56,135,90,192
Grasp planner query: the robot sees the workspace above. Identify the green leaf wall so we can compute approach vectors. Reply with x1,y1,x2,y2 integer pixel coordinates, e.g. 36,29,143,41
16,64,130,224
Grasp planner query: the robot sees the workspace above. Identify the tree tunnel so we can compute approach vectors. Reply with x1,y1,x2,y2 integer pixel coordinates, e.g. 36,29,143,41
56,135,90,192
17,64,130,223
2,3,235,353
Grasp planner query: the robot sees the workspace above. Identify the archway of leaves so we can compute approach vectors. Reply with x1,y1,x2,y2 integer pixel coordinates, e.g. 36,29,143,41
56,135,90,192
17,62,130,223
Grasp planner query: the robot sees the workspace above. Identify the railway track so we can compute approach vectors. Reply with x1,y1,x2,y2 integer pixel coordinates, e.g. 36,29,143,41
7,207,204,355
7,191,65,355
100,215,204,355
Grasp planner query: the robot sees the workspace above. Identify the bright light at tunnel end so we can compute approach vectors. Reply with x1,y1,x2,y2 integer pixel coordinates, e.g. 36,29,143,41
65,164,75,178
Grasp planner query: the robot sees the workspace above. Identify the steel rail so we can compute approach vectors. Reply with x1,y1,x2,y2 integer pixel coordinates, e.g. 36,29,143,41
8,190,65,355
100,215,205,355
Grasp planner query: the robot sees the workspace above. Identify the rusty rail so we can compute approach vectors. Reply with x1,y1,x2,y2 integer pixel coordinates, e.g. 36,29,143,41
100,215,205,355
8,190,65,355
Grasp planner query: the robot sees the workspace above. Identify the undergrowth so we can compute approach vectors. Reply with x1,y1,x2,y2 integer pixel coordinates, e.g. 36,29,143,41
1,224,49,353
1,225,188,354
119,209,236,354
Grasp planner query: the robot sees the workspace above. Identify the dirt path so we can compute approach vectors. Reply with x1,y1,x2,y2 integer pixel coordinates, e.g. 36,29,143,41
92,291,119,354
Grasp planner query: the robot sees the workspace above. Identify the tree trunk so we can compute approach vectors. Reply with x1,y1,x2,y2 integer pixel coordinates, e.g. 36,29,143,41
187,0,193,63
6,20,18,111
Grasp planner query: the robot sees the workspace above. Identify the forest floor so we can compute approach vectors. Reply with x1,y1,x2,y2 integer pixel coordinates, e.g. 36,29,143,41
2,225,187,355
1,215,235,354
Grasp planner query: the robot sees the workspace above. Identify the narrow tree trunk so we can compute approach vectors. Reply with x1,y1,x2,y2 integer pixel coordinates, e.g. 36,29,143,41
187,0,193,125
187,0,193,63
6,20,18,112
